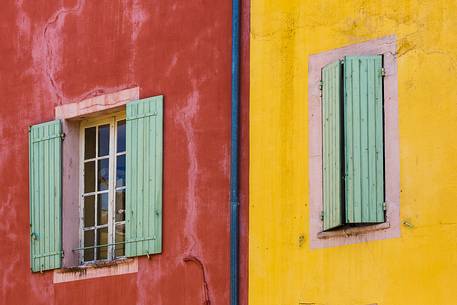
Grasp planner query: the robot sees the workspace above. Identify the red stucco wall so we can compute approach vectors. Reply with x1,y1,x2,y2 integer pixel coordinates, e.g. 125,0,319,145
0,1,249,304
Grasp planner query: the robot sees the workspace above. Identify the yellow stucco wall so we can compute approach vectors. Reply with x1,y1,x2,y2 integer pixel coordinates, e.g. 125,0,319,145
249,1,457,305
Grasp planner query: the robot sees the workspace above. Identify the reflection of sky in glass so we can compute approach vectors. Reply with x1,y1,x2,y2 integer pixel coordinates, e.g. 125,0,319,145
116,155,125,187
117,120,126,152
98,124,110,156
98,159,109,191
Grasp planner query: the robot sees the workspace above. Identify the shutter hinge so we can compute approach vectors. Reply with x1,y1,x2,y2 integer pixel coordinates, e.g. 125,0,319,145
319,80,323,97
61,250,65,258
320,211,324,221
381,67,386,77
60,133,66,140
383,202,387,210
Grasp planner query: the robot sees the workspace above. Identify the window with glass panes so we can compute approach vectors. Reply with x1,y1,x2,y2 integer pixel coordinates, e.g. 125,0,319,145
80,113,126,263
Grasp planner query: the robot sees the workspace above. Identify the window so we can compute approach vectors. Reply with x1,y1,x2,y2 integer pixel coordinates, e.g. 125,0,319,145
321,55,385,231
308,36,400,248
29,93,164,272
80,114,126,263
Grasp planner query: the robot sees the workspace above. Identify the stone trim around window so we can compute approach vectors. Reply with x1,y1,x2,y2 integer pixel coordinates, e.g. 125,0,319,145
54,87,139,280
308,36,400,249
53,258,137,283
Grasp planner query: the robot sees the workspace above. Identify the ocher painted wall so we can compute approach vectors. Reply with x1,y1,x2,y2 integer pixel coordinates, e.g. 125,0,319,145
249,1,457,305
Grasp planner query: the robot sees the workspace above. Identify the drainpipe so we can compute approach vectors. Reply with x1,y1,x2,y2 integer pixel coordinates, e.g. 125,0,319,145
230,0,240,304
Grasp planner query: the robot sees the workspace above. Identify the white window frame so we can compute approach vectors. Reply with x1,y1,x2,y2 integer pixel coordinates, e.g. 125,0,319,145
78,111,126,264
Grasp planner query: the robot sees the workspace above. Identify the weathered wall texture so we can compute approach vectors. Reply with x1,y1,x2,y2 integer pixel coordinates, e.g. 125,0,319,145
0,1,249,304
249,1,457,305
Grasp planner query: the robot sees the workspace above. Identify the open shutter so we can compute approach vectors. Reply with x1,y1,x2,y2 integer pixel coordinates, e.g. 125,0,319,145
322,60,344,231
344,55,385,224
29,120,62,272
125,96,163,257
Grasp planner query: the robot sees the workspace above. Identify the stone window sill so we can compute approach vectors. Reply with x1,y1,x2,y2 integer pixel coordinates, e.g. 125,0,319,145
53,257,138,283
317,222,390,239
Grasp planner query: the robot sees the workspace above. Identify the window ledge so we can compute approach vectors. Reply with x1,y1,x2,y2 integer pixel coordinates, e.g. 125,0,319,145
53,257,137,283
317,222,390,239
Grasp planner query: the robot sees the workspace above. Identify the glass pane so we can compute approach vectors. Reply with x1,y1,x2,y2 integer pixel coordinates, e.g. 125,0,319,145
117,120,126,153
83,195,95,227
116,155,126,187
98,124,110,157
97,193,109,225
96,227,108,260
115,224,125,258
84,127,96,159
84,230,95,261
97,159,109,191
84,161,95,193
115,190,125,222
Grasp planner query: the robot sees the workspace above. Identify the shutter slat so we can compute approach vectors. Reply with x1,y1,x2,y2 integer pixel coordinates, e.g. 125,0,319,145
126,96,163,257
29,120,62,272
344,56,385,224
322,61,344,231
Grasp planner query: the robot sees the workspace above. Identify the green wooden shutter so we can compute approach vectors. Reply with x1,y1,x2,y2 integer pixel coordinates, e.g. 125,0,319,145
344,55,385,224
125,96,163,257
322,60,344,231
29,120,62,272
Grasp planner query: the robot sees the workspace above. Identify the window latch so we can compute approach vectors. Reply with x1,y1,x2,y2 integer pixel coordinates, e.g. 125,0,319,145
31,232,38,240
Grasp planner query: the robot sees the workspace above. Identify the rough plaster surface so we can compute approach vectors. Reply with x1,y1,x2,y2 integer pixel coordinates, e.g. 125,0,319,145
249,1,457,305
0,1,250,305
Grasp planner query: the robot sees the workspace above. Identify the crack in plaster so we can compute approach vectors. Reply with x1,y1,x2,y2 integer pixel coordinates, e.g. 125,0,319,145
38,1,138,104
176,88,200,255
42,0,86,103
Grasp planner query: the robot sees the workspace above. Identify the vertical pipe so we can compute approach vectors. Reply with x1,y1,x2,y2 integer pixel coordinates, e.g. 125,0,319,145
230,0,240,304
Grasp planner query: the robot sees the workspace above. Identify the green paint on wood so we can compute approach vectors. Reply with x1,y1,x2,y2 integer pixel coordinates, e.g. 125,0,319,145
322,60,344,231
344,56,385,224
126,96,163,257
29,120,62,272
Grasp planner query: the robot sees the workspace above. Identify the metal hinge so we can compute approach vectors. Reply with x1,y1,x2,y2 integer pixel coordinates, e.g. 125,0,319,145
60,133,66,140
319,80,323,97
381,67,386,77
320,211,324,221
61,250,65,258
383,202,387,210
